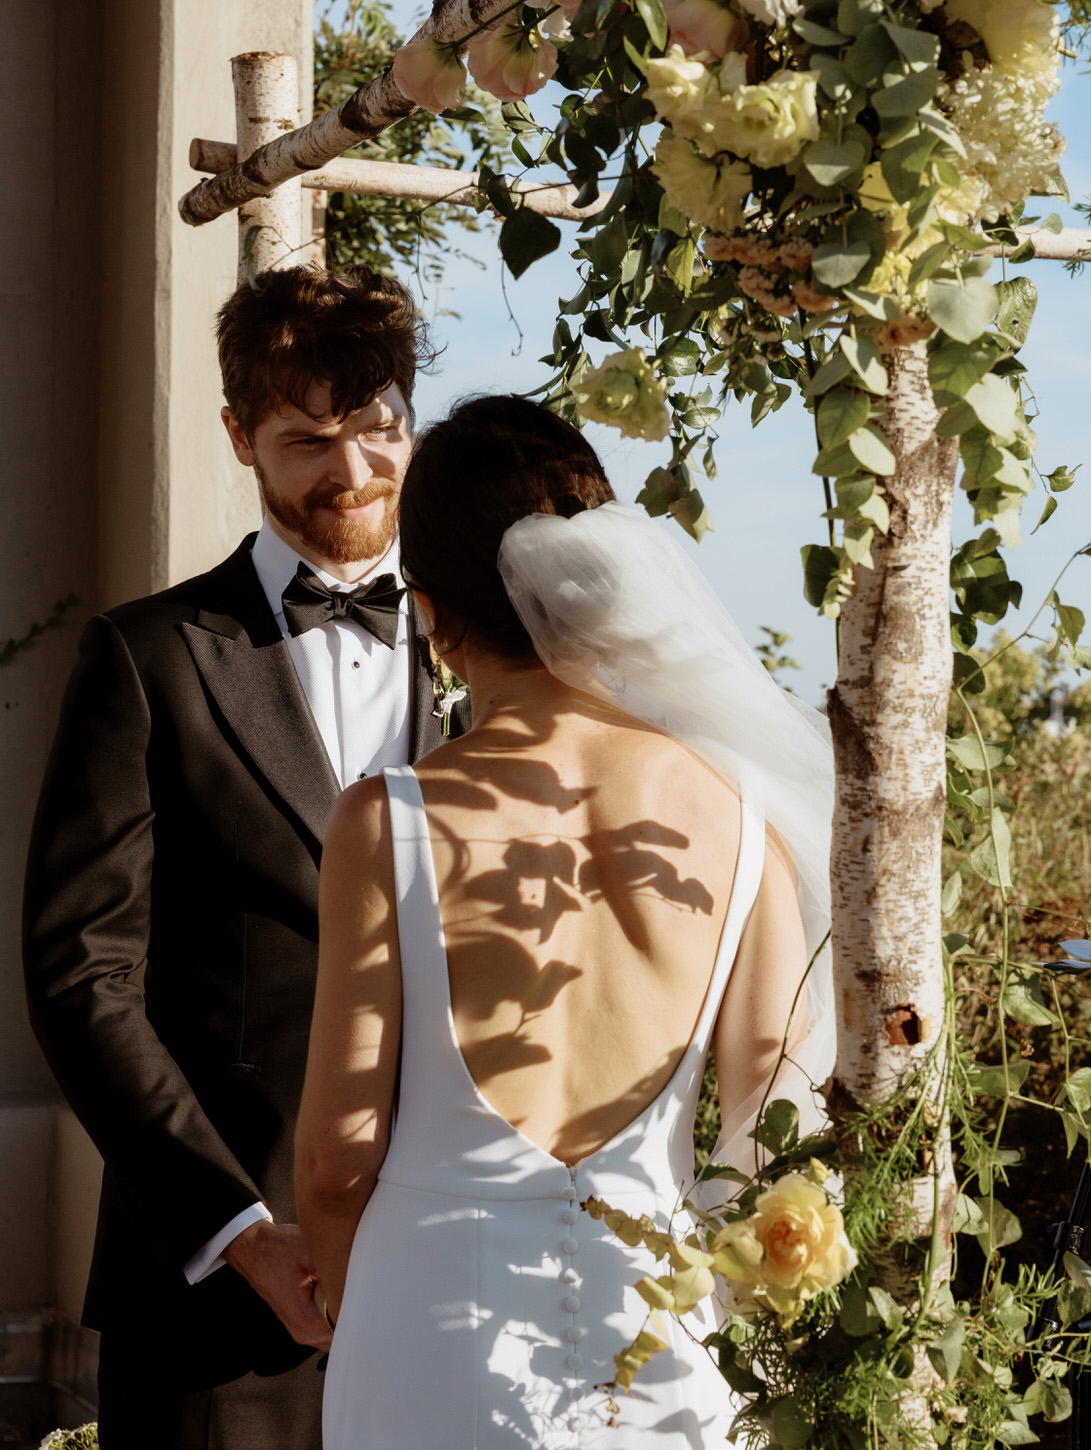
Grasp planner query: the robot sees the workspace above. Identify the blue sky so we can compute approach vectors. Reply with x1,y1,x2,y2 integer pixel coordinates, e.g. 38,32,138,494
336,4,1091,705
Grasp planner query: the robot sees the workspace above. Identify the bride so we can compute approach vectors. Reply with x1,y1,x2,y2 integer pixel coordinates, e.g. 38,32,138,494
294,394,835,1448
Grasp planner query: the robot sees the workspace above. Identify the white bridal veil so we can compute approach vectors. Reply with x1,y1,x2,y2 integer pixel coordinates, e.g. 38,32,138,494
498,502,836,1179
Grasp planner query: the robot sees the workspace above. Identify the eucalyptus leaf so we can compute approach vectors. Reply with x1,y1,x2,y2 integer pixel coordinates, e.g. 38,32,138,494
873,66,939,119
1066,1067,1091,1115
975,1196,1023,1250
945,736,1009,772
940,870,962,916
812,239,873,289
801,544,842,608
804,138,869,189
963,373,1021,444
879,18,940,66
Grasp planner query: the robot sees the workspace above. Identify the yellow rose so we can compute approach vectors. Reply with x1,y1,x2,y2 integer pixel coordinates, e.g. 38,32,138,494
751,1172,858,1299
646,45,721,150
700,65,820,169
574,349,672,442
944,0,1058,76
653,134,751,230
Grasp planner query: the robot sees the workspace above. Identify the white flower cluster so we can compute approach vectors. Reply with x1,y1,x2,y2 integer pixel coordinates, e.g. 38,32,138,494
938,63,1063,224
733,0,801,24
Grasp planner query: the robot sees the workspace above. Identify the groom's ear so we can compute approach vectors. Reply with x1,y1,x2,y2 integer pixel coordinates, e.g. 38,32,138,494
221,407,257,467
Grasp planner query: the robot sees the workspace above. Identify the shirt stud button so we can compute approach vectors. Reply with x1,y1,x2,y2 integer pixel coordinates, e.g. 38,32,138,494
562,1207,579,1224
568,1416,583,1432
562,1267,579,1285
566,1386,581,1402
564,1326,585,1343
564,1295,581,1314
357,771,367,780
565,1353,583,1371
562,1237,579,1255
351,660,361,669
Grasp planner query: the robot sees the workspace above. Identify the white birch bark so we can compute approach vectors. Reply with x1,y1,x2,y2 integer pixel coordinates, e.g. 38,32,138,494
827,342,959,1249
232,53,303,283
179,0,521,228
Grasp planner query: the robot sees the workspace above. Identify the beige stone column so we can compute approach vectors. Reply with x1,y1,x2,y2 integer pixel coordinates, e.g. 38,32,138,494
0,0,313,1418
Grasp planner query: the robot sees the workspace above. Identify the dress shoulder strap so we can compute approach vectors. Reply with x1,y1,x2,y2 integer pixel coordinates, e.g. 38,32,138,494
382,765,448,999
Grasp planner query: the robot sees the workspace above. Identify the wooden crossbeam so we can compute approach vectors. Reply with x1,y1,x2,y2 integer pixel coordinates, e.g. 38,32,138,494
188,139,610,222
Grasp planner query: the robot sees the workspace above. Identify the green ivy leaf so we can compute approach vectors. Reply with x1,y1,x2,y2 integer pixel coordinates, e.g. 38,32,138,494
974,1196,1023,1250
945,736,1009,772
499,208,561,278
995,276,1038,348
806,353,853,397
1065,1067,1091,1115
632,0,668,51
1001,967,1058,1027
770,1396,814,1450
1058,1282,1091,1328
847,424,897,476
962,374,1021,445
969,807,1013,890
940,870,962,916
658,336,701,376
801,544,842,608
840,333,889,394
967,1060,1029,1097
929,338,997,406
927,1317,965,1383
752,1098,799,1154
926,277,998,343
817,389,871,449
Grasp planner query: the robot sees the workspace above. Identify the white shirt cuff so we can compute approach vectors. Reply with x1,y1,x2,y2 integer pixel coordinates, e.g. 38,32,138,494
183,1202,273,1285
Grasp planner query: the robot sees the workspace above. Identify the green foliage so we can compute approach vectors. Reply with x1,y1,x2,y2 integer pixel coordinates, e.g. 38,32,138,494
1,594,77,668
314,1,506,282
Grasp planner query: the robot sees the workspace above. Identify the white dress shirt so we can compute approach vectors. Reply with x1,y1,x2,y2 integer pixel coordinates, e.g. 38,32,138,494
184,517,414,1285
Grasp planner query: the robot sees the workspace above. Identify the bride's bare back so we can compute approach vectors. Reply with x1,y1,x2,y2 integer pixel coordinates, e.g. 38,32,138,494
414,701,744,1164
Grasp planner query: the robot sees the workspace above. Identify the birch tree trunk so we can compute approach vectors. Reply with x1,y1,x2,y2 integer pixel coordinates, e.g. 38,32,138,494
827,341,960,1275
232,52,303,283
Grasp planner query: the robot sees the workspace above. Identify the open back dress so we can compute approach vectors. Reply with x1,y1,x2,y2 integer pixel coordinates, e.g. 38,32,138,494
322,765,763,1449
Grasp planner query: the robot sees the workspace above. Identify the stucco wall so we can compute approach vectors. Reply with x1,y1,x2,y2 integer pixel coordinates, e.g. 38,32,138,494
1,0,313,1340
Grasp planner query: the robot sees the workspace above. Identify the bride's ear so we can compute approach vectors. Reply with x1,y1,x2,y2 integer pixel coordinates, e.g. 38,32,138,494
411,589,437,637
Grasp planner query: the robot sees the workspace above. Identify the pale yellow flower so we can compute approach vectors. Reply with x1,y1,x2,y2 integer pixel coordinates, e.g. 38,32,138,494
664,0,749,60
574,350,672,441
944,0,1058,77
700,64,820,169
751,1172,857,1304
653,134,751,230
392,36,466,113
466,19,558,102
711,1218,765,1289
645,46,720,150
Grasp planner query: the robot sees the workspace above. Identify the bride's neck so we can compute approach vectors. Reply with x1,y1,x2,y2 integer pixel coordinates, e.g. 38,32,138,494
453,644,610,736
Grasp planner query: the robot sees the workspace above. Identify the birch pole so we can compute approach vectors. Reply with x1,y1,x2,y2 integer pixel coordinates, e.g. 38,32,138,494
232,53,302,283
827,341,960,1277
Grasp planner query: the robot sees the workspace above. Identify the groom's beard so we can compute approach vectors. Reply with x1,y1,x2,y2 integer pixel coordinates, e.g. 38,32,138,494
255,459,399,566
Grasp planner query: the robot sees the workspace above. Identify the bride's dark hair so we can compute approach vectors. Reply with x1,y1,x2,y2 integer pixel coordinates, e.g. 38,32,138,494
398,395,616,657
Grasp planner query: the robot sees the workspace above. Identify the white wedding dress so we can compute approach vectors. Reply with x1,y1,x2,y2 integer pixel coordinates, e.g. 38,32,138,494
321,764,763,1449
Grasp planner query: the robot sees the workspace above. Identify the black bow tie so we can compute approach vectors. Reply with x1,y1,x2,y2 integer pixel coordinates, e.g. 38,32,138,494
281,564,404,650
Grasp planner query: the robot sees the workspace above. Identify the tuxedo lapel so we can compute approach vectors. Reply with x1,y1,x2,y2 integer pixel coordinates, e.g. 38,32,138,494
179,542,340,849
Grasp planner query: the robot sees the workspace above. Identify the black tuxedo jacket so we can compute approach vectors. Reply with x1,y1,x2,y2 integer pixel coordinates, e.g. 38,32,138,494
23,535,466,1387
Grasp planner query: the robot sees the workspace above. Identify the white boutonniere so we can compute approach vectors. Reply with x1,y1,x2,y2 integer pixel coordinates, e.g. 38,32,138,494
429,642,468,737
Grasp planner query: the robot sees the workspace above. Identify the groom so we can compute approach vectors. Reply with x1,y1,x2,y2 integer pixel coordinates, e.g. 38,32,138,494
23,265,464,1449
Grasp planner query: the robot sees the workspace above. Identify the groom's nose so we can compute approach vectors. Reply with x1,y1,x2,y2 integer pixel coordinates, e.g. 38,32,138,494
329,437,375,490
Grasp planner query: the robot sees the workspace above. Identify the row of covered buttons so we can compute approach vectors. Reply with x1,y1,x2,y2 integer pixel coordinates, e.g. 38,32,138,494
561,1179,584,1434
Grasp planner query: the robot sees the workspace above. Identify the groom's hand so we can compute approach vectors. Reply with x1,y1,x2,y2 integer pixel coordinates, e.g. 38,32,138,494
224,1220,333,1350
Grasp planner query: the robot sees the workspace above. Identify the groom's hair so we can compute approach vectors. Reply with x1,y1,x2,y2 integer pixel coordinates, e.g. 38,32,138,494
399,395,616,658
216,265,432,437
